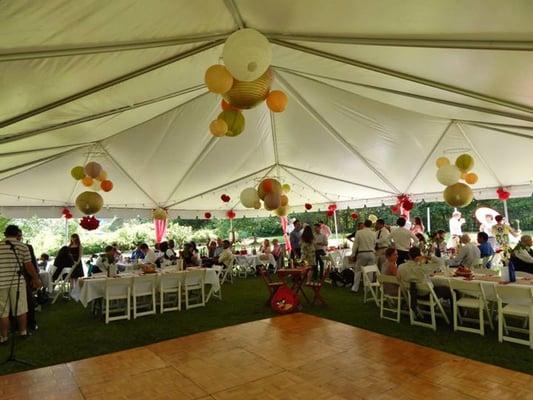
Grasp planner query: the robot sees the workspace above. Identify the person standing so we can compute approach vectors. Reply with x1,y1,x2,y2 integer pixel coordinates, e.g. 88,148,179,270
69,234,84,283
16,229,39,332
449,211,465,247
410,217,425,235
289,220,303,259
313,223,328,280
374,219,390,269
480,214,496,250
350,219,376,292
319,220,332,239
390,217,419,265
492,215,520,251
0,225,42,344
300,226,316,283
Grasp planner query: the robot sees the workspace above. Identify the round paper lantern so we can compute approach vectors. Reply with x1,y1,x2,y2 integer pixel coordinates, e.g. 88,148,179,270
266,90,288,112
264,192,281,211
75,191,104,215
222,28,272,81
100,180,113,192
152,207,168,220
217,110,245,137
368,214,378,224
443,183,474,208
221,194,231,203
280,194,289,207
257,178,281,200
82,176,94,187
222,69,273,109
496,187,511,201
455,154,474,173
351,212,358,220
209,119,228,137
84,161,102,179
328,204,337,211
436,164,461,186
204,212,212,219
204,64,234,94
435,157,450,168
281,183,291,193
226,210,236,220
240,187,260,208
97,170,108,182
274,205,290,217
90,180,101,192
464,172,478,185
221,99,239,111
253,201,261,209
70,166,85,180
304,203,312,211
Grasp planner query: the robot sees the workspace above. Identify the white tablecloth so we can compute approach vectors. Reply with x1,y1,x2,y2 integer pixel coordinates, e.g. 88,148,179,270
76,268,220,307
327,249,352,269
235,254,276,269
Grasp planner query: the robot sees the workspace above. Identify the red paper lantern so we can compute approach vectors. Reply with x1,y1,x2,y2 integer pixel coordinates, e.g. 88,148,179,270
226,210,236,219
79,216,100,231
304,203,312,211
350,212,358,220
496,187,510,201
326,210,334,217
62,208,73,219
221,194,231,203
204,212,212,219
328,204,337,211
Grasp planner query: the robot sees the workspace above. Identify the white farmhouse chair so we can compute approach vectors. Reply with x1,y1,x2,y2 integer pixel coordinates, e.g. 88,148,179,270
408,282,450,331
449,279,493,336
184,269,206,309
495,285,533,349
377,274,402,323
104,279,131,324
361,265,380,306
132,275,157,319
159,272,181,313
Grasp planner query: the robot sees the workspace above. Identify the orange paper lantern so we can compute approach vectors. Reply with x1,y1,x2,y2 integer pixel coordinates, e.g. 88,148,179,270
266,90,288,112
209,119,228,137
257,178,281,200
100,180,113,192
280,194,289,207
204,65,233,94
464,172,478,184
82,176,94,187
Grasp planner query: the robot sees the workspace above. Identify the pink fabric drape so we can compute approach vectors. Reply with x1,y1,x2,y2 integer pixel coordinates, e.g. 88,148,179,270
280,216,292,253
154,219,167,243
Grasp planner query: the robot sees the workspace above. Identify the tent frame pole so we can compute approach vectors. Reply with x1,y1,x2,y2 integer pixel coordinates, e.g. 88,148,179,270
279,166,332,202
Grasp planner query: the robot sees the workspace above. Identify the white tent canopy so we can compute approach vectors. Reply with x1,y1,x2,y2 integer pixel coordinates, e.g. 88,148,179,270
1,0,532,218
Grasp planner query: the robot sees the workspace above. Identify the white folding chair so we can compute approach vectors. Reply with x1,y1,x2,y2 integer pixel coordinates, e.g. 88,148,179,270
104,279,131,324
176,259,184,271
219,260,235,285
159,272,181,313
449,279,493,336
184,269,206,309
132,275,157,319
51,267,74,304
361,265,380,306
408,282,450,331
377,274,402,322
496,286,533,349
209,265,223,300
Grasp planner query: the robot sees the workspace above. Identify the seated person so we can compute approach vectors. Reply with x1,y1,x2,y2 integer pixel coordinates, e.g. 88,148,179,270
38,253,50,271
448,234,481,268
477,232,494,268
52,246,74,281
510,235,533,272
217,240,235,268
213,238,224,258
139,243,158,266
165,239,178,263
272,239,282,261
431,230,447,257
111,242,122,262
207,239,218,258
397,246,450,299
381,247,399,296
94,246,117,276
260,239,272,255
158,241,172,268
131,242,145,261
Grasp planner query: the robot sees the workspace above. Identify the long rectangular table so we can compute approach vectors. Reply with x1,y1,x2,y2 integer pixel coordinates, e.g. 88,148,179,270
75,267,220,307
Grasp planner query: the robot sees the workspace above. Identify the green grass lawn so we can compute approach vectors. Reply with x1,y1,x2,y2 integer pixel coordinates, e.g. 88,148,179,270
1,278,532,376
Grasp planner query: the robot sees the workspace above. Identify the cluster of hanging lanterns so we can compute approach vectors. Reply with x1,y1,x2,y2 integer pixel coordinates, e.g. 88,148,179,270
70,162,113,216
205,29,288,138
240,178,291,216
436,154,477,207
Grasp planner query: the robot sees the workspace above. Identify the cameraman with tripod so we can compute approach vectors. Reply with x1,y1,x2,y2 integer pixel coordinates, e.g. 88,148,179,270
0,225,42,345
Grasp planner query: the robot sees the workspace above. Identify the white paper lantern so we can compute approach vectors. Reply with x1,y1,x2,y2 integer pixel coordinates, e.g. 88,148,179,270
240,187,260,208
436,164,461,186
90,180,102,192
222,29,272,82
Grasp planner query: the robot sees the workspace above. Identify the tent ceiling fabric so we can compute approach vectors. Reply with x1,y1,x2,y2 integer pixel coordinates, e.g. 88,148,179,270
0,0,532,218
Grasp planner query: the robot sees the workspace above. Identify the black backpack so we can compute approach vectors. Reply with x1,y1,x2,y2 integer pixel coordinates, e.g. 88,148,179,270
330,268,355,287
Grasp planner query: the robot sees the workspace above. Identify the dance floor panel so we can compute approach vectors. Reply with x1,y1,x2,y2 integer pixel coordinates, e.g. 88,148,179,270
1,313,532,399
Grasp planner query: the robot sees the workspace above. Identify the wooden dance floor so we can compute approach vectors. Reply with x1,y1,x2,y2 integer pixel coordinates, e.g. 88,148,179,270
1,313,532,399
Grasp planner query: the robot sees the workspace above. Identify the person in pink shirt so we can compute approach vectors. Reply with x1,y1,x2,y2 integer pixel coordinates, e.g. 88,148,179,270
410,217,425,235
271,239,282,260
319,220,332,238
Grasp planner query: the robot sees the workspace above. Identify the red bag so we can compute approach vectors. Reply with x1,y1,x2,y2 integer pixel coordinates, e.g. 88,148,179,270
271,285,299,314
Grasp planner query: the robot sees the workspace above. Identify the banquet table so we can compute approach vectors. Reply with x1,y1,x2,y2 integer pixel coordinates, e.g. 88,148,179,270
235,254,276,269
76,267,220,307
327,248,352,269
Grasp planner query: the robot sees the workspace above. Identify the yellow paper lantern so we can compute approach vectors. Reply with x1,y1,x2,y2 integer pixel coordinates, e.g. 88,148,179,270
435,157,450,168
266,90,288,112
436,164,461,186
217,110,245,137
97,170,108,182
281,183,291,193
240,187,260,208
71,166,85,180
464,172,478,184
222,28,272,82
264,192,281,211
82,176,94,187
257,178,282,200
209,119,228,137
222,69,272,109
84,161,102,179
204,65,234,94
280,194,289,207
368,214,378,224
274,205,290,217
152,207,168,220
75,191,104,215
443,183,474,208
455,154,474,173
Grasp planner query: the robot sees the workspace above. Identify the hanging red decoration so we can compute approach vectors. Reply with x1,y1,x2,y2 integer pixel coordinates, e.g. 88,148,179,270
496,187,511,201
402,200,414,211
226,210,236,219
61,207,73,219
79,216,100,231
221,194,231,203
304,203,312,211
328,204,337,211
326,210,334,218
204,212,212,219
350,212,358,220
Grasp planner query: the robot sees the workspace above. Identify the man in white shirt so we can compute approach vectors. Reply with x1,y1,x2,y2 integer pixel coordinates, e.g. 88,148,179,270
449,211,465,247
95,246,117,276
140,243,158,266
511,235,533,273
313,224,328,279
448,234,481,268
350,219,377,292
390,217,419,265
217,240,235,269
374,219,390,268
